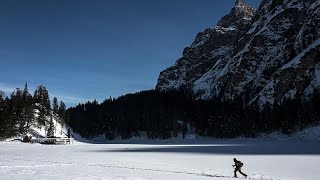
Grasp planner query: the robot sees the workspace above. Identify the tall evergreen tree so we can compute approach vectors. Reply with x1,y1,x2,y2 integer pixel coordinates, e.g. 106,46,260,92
58,101,66,124
22,83,34,131
34,85,51,114
11,88,25,134
0,91,11,138
34,85,51,128
52,97,59,115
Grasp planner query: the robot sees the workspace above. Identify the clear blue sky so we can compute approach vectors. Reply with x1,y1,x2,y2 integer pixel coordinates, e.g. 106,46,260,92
0,0,260,107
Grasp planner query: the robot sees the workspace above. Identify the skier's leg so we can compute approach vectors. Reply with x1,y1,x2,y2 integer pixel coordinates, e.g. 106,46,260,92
239,169,247,177
234,170,237,177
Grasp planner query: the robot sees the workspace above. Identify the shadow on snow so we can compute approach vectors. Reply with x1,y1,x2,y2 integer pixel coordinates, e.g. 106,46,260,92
87,142,320,155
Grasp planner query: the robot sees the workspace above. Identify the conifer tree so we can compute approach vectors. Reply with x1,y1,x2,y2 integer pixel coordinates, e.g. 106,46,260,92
34,85,51,128
34,85,51,115
58,101,66,124
52,97,59,115
22,83,34,130
11,88,24,134
0,91,10,138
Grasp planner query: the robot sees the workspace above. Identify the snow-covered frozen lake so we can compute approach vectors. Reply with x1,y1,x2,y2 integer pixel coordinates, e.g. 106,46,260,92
1,139,320,180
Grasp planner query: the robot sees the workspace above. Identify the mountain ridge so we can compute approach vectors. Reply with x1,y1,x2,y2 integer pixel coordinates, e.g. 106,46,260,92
156,0,320,109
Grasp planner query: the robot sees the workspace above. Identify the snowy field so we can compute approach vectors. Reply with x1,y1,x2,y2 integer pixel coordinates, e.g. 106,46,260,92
1,138,320,180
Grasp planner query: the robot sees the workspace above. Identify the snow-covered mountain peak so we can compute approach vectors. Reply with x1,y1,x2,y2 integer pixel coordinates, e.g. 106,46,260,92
234,0,254,12
217,0,256,30
156,0,257,92
156,0,320,109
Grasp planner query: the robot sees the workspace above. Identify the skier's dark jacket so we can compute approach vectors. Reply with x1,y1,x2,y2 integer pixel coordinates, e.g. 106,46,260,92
234,159,243,168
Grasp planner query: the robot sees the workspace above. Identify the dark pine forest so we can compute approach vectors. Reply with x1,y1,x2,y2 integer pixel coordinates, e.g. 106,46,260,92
66,89,320,140
1,84,320,140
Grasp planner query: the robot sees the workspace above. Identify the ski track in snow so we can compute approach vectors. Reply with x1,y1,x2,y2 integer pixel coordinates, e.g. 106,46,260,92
90,164,275,180
89,163,232,179
0,161,277,180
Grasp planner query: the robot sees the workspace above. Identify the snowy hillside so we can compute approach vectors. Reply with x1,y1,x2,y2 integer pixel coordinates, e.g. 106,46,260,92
4,109,70,142
29,111,68,139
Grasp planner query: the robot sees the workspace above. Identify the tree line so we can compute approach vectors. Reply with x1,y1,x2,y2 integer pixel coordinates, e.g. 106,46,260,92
67,89,320,140
0,83,66,139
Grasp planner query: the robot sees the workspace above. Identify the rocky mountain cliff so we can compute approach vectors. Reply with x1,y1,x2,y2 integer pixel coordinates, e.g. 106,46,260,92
156,0,320,109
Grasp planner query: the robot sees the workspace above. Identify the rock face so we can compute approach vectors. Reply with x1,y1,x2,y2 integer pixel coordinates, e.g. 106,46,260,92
156,0,320,109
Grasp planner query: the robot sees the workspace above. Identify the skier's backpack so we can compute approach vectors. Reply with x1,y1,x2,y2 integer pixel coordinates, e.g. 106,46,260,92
238,161,243,167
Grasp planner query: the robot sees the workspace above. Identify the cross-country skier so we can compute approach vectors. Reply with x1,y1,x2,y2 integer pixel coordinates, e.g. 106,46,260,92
233,158,247,178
